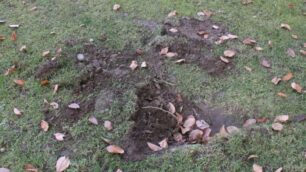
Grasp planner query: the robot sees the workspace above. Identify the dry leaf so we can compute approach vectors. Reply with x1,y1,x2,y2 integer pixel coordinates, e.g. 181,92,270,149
243,38,256,46
158,138,168,149
173,133,184,142
277,92,287,98
175,59,185,64
113,4,121,11
260,58,271,68
40,80,49,86
40,120,49,132
167,102,175,114
271,77,281,85
11,31,17,41
140,61,147,68
280,23,291,31
166,52,178,58
244,66,252,72
255,47,263,51
169,28,178,33
219,125,229,138
243,119,256,128
291,34,298,39
168,10,177,17
252,164,263,172
53,84,59,94
220,56,230,63
160,47,169,55
104,120,113,131
291,82,302,93
42,50,50,57
147,142,162,151
68,103,80,109
20,45,27,52
275,167,282,172
183,115,196,129
224,50,236,58
0,35,5,41
212,25,219,29
88,116,98,125
189,129,203,142
106,145,124,154
50,102,59,109
287,48,296,57
247,155,259,160
226,126,240,134
282,72,293,81
23,164,38,172
274,115,289,123
129,60,138,70
256,117,269,123
14,79,25,86
272,123,283,131
203,10,213,17
176,113,183,123
56,156,70,172
300,50,306,56
202,128,212,142
196,120,210,130
54,133,65,141
242,0,253,5
13,108,22,116
4,65,16,76
268,40,273,47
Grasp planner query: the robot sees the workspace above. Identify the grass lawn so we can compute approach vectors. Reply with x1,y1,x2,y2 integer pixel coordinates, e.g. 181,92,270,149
0,0,306,171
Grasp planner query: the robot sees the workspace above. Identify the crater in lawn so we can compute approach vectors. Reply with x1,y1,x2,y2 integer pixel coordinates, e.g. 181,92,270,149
37,17,241,160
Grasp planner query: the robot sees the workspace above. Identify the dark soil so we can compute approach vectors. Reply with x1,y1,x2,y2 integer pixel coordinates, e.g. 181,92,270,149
36,17,241,161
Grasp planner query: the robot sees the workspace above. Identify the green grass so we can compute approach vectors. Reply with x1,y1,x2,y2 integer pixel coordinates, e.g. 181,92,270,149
1,0,306,171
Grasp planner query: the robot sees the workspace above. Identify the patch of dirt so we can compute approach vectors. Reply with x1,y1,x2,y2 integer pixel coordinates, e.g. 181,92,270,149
35,59,60,79
122,81,240,161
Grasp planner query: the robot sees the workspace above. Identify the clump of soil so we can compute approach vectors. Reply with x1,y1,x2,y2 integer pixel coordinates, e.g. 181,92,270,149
35,59,60,79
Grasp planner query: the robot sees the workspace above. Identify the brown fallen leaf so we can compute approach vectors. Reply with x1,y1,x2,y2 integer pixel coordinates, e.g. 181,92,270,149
129,60,138,70
255,47,263,51
113,4,121,11
271,77,281,85
300,50,306,56
183,115,196,129
275,167,283,172
176,113,183,123
189,129,203,142
291,34,298,39
56,156,70,172
104,120,113,131
106,145,124,154
13,107,22,116
282,72,293,81
140,61,147,68
53,84,59,94
277,92,287,98
160,47,169,55
168,10,177,17
54,133,65,141
247,154,259,160
272,123,283,131
147,142,162,151
20,45,27,52
243,38,256,46
220,56,230,63
23,164,38,172
68,103,80,109
291,82,303,93
244,66,252,72
196,120,209,130
40,120,49,132
166,52,178,58
42,50,50,57
11,31,17,41
88,116,98,125
242,0,253,5
252,164,263,172
158,138,168,149
280,23,291,31
202,128,212,142
0,35,5,41
40,80,49,86
224,50,236,58
173,133,184,142
175,59,185,64
287,48,296,57
274,115,289,123
14,79,25,86
256,117,269,123
243,118,256,128
260,58,271,68
197,31,209,38
4,65,16,76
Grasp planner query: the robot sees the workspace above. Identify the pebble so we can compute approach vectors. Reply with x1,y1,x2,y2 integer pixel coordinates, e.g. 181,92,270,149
77,53,85,61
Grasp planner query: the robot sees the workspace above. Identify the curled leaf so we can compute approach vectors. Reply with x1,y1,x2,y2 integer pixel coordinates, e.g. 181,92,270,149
88,116,98,125
106,145,124,154
291,82,302,93
271,77,281,85
160,47,169,55
243,38,256,46
183,115,196,129
42,50,50,57
280,23,291,31
189,129,203,142
282,72,293,81
224,50,236,58
4,65,16,76
56,156,70,172
54,133,65,141
220,56,230,63
147,142,162,152
13,107,22,116
158,138,168,149
113,4,121,11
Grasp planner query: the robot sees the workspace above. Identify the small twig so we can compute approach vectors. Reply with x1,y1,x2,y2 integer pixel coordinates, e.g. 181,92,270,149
142,106,177,119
